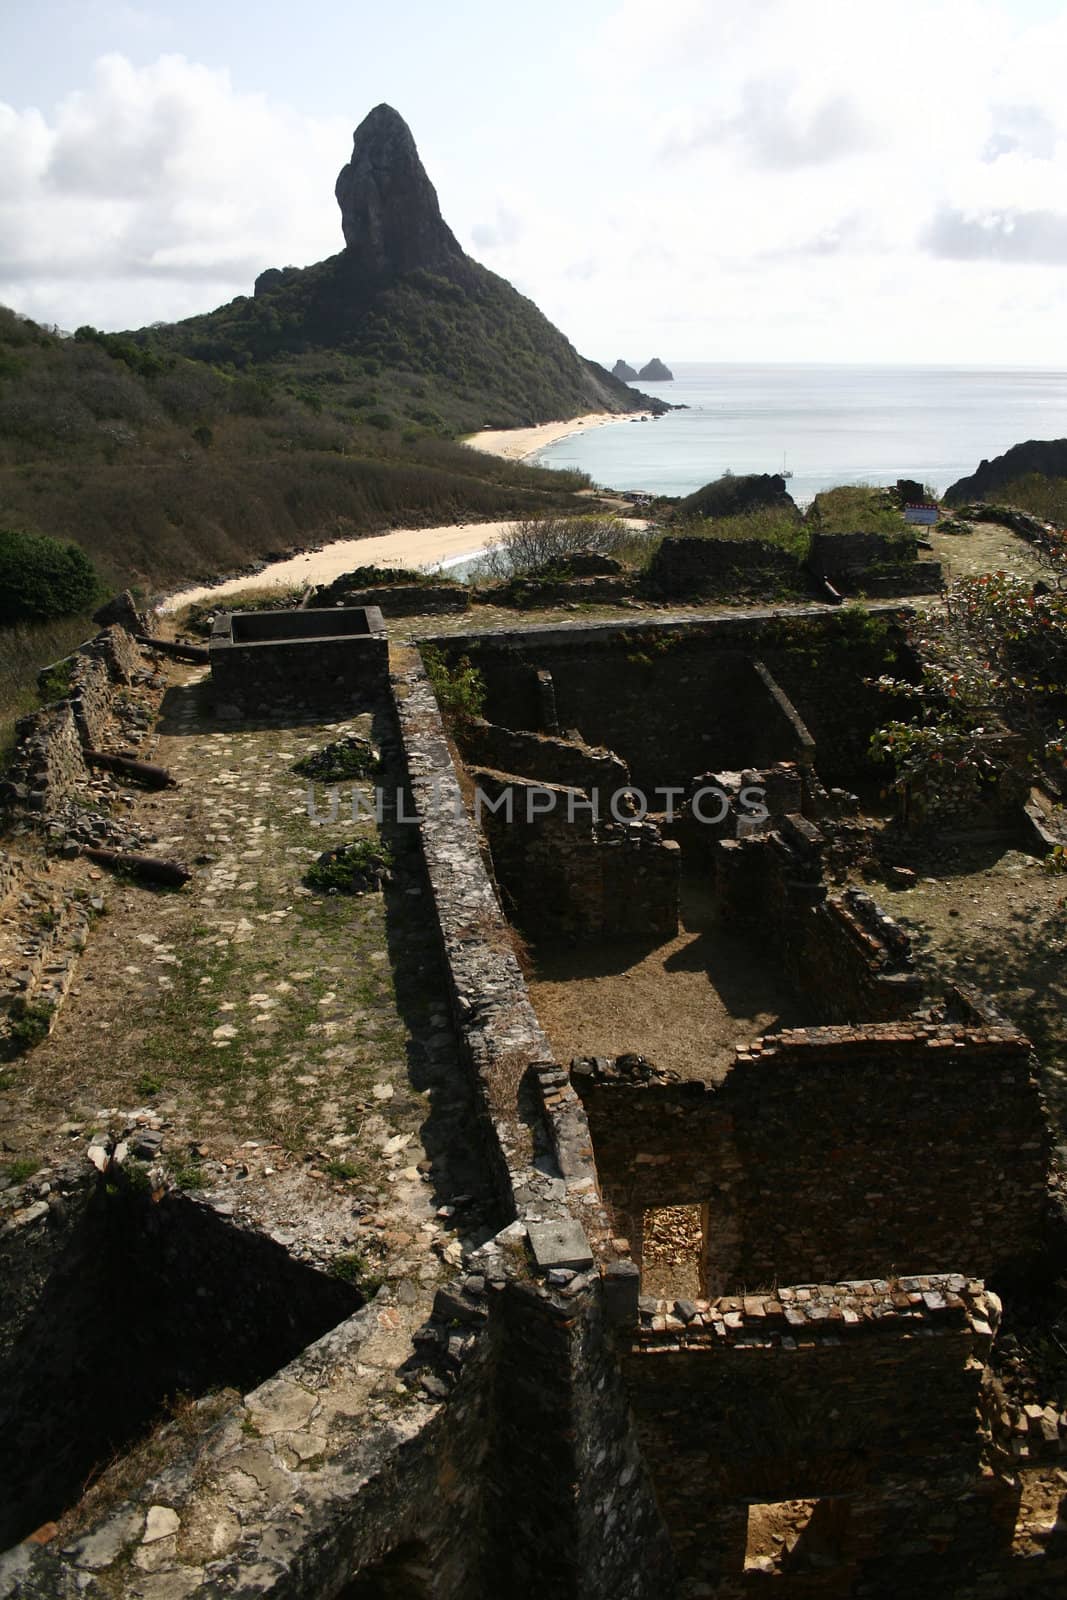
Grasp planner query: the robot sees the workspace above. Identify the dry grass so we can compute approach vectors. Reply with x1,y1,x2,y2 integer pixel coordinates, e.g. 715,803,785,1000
52,1390,239,1542
0,611,99,764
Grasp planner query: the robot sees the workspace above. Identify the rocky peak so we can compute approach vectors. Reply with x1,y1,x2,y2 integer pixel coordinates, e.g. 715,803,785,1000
612,359,638,381
334,104,462,279
638,357,674,381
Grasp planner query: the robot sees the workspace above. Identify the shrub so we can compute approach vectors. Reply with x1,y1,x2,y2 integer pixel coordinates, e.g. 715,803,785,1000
4,998,53,1054
293,735,381,781
2,1156,39,1185
329,1250,382,1294
305,839,393,894
478,515,634,580
422,645,486,723
807,485,910,539
0,527,101,624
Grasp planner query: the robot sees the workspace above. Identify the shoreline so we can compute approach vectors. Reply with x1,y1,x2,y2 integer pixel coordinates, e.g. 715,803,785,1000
463,408,652,463
158,412,648,614
157,521,515,614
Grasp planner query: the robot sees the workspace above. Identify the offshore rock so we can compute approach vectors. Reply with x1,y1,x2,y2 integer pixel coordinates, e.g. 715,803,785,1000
638,357,674,381
612,359,639,381
335,103,463,280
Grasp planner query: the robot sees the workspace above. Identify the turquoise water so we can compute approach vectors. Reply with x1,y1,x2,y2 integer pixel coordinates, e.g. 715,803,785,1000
532,363,1067,503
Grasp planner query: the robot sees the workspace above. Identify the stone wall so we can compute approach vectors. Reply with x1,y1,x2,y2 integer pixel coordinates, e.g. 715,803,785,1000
317,582,470,615
474,573,635,608
209,608,389,717
715,819,922,1022
808,530,943,596
4,702,89,812
67,653,115,749
0,1174,361,1549
427,607,909,791
0,883,90,1053
471,768,680,942
457,719,629,793
647,536,805,598
571,1027,1050,1287
4,627,147,812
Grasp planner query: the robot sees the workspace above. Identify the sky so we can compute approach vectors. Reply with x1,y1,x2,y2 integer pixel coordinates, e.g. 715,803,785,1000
2,0,1067,364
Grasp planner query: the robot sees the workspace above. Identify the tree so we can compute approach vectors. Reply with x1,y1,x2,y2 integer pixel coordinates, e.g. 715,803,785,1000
0,527,101,625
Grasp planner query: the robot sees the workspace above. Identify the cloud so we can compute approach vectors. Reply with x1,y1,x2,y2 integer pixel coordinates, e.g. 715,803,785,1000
470,205,523,251
664,79,878,170
755,213,871,261
922,206,1067,264
981,104,1058,163
0,53,348,328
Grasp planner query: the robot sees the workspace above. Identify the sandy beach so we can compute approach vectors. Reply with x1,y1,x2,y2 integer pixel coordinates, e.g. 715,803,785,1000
464,409,650,462
157,521,515,613
158,411,648,614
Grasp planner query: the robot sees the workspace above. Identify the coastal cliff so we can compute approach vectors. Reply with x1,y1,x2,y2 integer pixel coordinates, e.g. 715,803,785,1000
944,437,1067,505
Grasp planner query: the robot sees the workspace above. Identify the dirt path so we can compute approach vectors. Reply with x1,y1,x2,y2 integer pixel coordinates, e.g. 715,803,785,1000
927,517,1050,585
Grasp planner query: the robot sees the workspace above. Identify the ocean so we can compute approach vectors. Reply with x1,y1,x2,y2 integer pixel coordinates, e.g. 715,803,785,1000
530,363,1067,504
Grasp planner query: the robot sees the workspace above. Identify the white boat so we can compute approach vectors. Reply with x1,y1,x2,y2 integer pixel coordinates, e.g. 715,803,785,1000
781,452,793,480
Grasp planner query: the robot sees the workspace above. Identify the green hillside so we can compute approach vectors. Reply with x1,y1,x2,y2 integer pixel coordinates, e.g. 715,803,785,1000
135,253,653,436
0,306,591,596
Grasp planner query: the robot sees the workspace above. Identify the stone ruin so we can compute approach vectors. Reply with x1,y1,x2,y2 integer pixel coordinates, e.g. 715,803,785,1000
4,603,1066,1599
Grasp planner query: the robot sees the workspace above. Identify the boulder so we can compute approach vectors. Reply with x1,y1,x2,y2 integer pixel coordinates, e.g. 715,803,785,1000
673,473,798,521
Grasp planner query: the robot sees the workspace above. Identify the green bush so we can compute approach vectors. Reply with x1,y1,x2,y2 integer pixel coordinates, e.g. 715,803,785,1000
0,527,100,624
293,735,381,781
305,839,393,894
807,485,910,539
422,645,486,724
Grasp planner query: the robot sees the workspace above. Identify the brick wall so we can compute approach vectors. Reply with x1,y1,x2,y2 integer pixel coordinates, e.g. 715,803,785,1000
620,1278,1008,1593
572,1027,1050,1286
